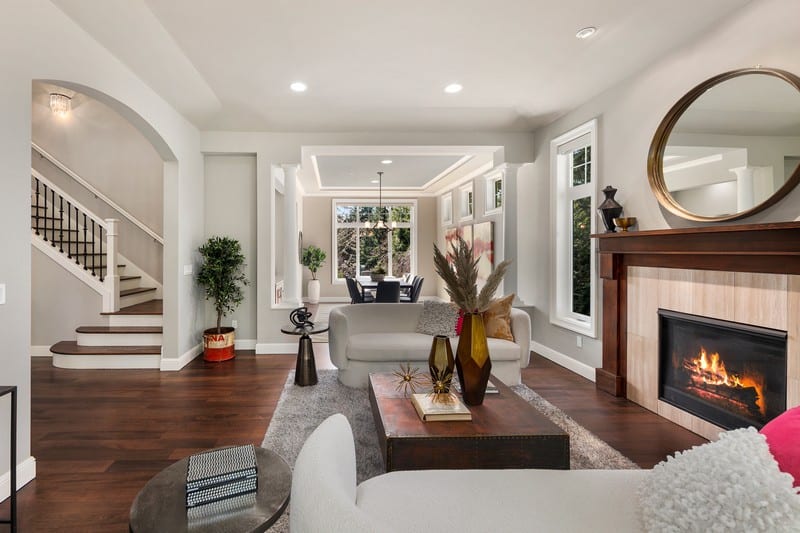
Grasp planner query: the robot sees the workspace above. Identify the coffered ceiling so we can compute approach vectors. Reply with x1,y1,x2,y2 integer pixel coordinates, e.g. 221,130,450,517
51,0,751,132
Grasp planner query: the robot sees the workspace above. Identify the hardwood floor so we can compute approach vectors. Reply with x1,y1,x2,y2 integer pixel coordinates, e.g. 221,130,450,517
6,351,706,531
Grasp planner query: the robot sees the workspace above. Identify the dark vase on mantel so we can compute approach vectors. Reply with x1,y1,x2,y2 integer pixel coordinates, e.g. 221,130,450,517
598,185,623,233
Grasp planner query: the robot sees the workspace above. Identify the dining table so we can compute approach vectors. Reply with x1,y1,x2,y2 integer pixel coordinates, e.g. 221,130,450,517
358,279,413,300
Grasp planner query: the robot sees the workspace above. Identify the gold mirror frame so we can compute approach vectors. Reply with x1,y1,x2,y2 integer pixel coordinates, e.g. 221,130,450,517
647,67,800,222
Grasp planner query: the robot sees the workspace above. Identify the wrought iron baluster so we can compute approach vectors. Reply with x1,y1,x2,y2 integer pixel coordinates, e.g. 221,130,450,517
66,201,72,259
42,184,49,242
91,219,96,276
34,178,41,236
82,213,88,270
50,187,56,246
74,206,81,265
58,196,64,253
99,227,104,282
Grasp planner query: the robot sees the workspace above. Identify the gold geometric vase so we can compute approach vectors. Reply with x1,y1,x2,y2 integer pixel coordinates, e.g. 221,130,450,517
455,313,492,405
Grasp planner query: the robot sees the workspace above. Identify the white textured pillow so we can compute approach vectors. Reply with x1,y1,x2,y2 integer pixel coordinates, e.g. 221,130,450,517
638,427,800,532
415,301,459,337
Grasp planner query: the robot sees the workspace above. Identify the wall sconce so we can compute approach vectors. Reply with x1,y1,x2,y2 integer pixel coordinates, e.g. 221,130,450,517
49,93,71,117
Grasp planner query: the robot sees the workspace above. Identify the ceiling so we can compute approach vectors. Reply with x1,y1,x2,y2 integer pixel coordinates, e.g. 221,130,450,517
315,155,467,189
51,0,752,132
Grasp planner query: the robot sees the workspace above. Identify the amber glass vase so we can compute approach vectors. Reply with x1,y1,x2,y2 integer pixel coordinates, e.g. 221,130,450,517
428,335,455,393
455,313,492,405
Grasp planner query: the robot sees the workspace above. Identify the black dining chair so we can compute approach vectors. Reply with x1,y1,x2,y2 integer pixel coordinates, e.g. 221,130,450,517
400,276,424,303
346,277,374,303
375,281,401,303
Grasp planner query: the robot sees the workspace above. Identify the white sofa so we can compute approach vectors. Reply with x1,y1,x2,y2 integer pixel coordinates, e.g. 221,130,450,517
290,414,649,533
328,303,531,388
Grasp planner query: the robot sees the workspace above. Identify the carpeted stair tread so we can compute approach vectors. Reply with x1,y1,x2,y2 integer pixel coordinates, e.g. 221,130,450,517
76,326,162,334
50,341,161,355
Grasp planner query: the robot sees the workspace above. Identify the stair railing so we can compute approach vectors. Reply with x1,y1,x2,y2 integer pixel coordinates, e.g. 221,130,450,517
31,170,120,311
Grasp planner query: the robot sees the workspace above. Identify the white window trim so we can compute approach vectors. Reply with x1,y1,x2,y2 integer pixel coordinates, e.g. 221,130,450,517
441,192,453,225
549,119,598,338
330,198,417,284
484,169,504,216
459,182,474,221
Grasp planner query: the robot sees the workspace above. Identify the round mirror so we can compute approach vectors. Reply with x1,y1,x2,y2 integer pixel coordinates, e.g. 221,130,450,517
648,68,800,221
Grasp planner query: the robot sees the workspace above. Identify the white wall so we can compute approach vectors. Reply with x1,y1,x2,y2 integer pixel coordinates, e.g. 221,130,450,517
203,154,257,341
518,0,800,371
0,0,204,493
31,247,103,347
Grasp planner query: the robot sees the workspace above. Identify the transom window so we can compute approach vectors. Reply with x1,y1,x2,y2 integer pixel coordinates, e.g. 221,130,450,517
332,200,416,281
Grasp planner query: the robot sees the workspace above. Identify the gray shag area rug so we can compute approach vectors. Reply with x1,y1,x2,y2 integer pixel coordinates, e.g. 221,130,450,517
262,369,638,531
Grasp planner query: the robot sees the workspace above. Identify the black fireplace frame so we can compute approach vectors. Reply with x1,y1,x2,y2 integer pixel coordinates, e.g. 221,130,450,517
658,309,787,430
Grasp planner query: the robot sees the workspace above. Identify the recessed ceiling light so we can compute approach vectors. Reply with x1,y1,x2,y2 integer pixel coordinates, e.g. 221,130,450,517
575,27,597,39
444,83,463,94
371,179,380,184
381,159,393,165
290,81,308,92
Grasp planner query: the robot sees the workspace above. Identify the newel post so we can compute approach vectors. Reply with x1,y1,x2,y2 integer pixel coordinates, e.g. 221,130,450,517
104,218,120,312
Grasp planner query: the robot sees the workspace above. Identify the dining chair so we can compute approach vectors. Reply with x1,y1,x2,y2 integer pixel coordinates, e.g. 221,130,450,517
375,281,401,303
346,277,374,303
400,277,424,303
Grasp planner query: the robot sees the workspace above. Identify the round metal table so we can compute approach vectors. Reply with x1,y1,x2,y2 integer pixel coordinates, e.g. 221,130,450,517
280,323,329,386
129,447,291,533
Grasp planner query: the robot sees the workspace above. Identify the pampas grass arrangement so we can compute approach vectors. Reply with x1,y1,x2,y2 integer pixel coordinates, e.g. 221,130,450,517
433,235,511,313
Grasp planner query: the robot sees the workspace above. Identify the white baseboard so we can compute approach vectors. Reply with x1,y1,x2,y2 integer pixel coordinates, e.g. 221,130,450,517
160,343,202,371
234,338,256,350
530,340,596,382
0,456,36,502
255,342,297,355
30,345,52,357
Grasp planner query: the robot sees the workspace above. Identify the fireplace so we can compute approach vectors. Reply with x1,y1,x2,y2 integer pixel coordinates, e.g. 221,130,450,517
658,309,787,430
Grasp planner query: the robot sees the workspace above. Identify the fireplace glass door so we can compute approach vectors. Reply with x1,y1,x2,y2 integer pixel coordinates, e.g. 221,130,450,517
658,309,787,430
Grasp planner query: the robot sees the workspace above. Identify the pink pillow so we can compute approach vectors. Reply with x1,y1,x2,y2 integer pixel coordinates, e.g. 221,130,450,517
760,406,800,487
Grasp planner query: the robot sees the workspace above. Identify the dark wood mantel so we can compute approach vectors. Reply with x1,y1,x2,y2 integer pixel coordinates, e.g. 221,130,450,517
592,221,800,397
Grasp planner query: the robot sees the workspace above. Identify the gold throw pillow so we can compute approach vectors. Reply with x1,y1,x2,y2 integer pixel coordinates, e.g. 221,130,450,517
483,294,515,341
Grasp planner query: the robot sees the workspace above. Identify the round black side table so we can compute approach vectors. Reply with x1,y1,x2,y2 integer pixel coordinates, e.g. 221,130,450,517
280,323,329,386
130,447,290,533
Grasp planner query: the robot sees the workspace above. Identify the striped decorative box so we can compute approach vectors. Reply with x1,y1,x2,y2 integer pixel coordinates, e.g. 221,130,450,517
186,444,258,508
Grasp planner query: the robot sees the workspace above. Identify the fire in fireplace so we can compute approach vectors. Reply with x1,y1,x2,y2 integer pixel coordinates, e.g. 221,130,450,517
658,309,787,430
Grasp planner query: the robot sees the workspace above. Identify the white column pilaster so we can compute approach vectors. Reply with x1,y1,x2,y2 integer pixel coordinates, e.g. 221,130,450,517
282,164,302,307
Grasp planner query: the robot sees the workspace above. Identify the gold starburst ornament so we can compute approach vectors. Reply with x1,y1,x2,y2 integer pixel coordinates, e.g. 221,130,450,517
392,363,427,396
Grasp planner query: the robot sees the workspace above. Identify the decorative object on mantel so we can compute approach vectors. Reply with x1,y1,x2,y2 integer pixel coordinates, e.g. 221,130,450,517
597,185,624,233
648,67,800,222
197,236,249,362
392,363,427,396
301,245,326,304
433,235,512,405
612,216,637,232
289,307,314,328
428,335,455,394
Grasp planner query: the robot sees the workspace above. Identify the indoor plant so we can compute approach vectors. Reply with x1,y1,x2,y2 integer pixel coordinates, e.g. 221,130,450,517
197,236,248,362
433,235,511,405
370,266,387,282
301,245,326,304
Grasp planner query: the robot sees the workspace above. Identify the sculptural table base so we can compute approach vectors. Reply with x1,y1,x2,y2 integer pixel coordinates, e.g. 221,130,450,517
295,334,318,386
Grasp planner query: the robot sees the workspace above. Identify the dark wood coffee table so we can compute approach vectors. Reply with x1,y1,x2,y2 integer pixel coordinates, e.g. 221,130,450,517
368,373,569,471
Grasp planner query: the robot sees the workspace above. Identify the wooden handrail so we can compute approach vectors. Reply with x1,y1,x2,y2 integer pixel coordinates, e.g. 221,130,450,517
32,142,164,245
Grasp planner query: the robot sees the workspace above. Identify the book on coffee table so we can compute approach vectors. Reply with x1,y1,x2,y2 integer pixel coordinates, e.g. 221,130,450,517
411,393,472,422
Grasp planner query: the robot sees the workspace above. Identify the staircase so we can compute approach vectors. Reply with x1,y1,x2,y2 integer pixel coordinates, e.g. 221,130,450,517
31,154,164,369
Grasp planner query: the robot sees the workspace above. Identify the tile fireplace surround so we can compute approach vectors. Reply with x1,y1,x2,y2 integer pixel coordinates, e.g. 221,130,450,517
594,222,800,440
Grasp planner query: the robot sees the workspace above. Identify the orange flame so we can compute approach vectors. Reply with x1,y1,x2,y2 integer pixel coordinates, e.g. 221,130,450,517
686,347,765,415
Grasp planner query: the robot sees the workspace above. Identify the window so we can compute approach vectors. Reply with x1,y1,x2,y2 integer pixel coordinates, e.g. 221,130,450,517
550,119,598,337
459,183,473,221
485,171,504,215
332,200,416,281
441,192,453,225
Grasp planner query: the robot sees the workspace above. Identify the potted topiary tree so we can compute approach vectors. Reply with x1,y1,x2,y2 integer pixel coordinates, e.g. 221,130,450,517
197,236,248,362
301,245,326,304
